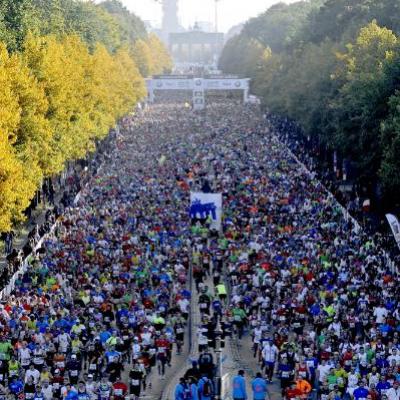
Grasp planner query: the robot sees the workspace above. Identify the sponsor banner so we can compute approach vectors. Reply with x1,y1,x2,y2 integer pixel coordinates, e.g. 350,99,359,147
147,78,249,92
204,79,247,90
153,79,194,90
386,213,400,250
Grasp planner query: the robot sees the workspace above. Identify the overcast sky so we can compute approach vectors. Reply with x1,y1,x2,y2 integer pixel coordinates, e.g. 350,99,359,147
111,0,297,32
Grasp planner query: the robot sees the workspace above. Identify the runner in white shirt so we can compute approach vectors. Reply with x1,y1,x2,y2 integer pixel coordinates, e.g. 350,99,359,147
85,375,98,400
388,348,400,366
386,381,400,400
373,305,388,324
41,381,54,400
262,340,278,382
368,368,380,388
177,298,190,316
197,327,209,352
347,368,360,396
25,364,40,384
317,360,332,384
252,324,263,358
140,328,153,346
19,345,32,369
132,338,141,361
57,332,70,353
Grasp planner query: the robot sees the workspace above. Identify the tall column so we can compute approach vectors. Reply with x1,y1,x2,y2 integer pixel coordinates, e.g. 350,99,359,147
148,88,155,103
178,43,183,62
243,88,249,103
162,0,179,45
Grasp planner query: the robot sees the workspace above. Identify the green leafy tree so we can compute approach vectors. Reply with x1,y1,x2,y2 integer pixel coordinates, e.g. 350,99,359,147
243,0,324,52
330,22,398,179
0,0,41,51
380,93,400,198
219,35,270,79
99,0,147,44
220,0,400,205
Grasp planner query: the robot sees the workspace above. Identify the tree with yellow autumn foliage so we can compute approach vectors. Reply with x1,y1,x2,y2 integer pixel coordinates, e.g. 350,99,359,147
147,33,173,75
0,44,42,231
0,0,172,233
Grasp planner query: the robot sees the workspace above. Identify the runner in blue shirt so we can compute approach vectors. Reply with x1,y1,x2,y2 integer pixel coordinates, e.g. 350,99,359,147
251,373,269,400
353,383,370,400
232,370,247,400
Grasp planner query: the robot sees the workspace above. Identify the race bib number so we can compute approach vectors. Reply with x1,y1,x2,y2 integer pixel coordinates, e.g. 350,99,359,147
254,384,263,392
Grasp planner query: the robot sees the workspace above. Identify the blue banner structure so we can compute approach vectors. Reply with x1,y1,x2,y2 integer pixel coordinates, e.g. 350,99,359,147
190,192,222,230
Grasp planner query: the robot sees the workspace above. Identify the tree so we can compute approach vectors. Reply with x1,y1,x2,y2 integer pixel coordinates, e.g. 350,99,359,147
130,39,153,77
0,0,41,51
330,22,398,180
243,1,323,52
0,44,41,231
23,33,146,174
147,33,173,75
380,93,400,198
219,35,270,79
303,0,400,45
0,0,171,232
0,132,31,232
99,0,147,44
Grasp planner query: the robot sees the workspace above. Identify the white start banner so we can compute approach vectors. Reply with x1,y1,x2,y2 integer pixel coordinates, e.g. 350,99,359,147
386,213,400,250
190,192,222,230
147,78,249,91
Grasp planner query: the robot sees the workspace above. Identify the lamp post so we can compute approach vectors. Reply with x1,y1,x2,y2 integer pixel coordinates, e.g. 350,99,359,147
214,320,223,399
214,0,220,33
213,0,221,68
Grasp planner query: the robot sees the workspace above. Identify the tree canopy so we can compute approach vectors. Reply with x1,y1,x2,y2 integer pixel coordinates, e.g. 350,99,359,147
219,0,400,206
0,0,172,232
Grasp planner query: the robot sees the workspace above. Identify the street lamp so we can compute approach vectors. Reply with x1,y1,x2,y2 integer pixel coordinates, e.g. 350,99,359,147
214,320,223,399
214,0,220,33
213,0,222,68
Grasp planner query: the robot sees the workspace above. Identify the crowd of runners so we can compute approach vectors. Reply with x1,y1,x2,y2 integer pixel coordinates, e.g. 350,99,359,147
0,97,398,400
164,100,398,400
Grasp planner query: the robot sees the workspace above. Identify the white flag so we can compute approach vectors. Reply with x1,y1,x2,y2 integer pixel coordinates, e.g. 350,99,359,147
190,192,222,230
386,213,400,250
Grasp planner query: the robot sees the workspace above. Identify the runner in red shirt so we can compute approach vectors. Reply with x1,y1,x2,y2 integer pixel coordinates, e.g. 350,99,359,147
112,380,128,400
155,335,170,378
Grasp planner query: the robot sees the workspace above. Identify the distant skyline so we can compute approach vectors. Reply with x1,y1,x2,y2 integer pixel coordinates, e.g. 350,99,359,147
106,0,298,33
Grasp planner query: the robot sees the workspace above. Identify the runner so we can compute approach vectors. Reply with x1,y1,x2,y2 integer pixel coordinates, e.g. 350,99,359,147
0,96,398,400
